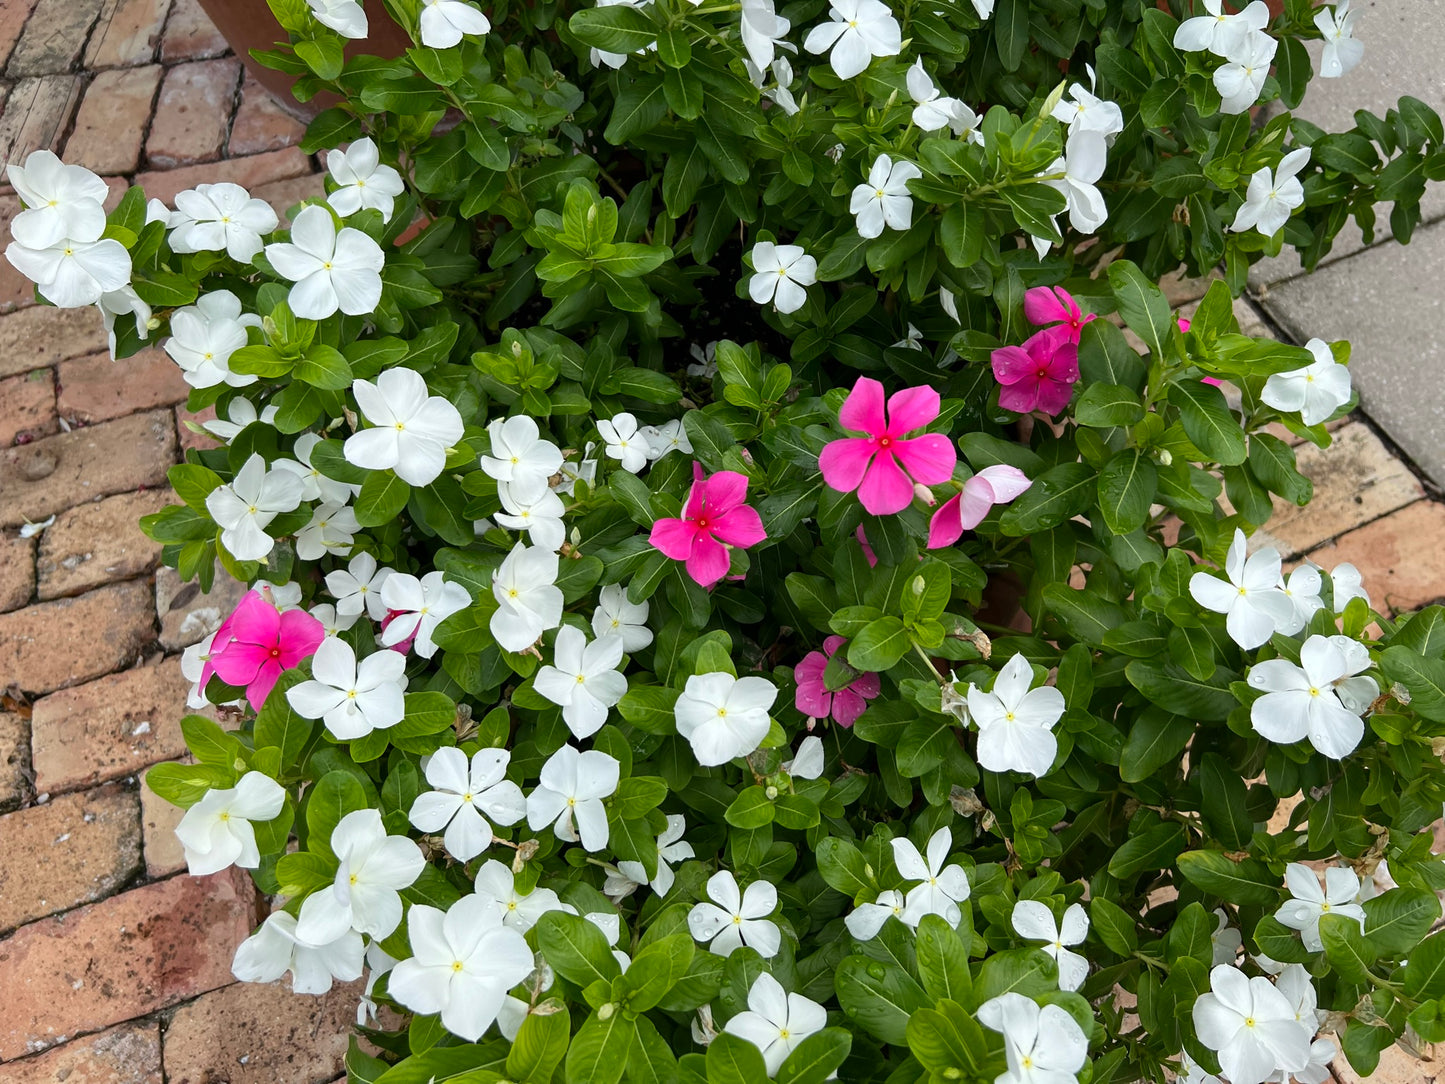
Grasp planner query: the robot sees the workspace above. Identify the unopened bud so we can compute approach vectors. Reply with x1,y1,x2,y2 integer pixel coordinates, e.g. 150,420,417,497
913,482,937,507
1158,449,1173,467
598,1003,615,1021
512,340,523,357
587,204,598,226
911,574,926,596
765,785,778,800
146,316,162,331
262,315,278,340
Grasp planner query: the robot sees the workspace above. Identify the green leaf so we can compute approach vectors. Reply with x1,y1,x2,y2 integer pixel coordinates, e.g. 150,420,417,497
1089,897,1139,955
1097,450,1157,535
1108,260,1174,361
254,670,315,766
816,837,874,899
834,956,928,1046
1176,850,1279,906
1381,647,1445,721
1169,381,1246,465
374,1044,502,1083
725,786,776,829
1363,888,1442,954
537,910,623,988
565,1010,634,1084
775,1028,851,1084
705,1032,769,1084
1403,932,1445,999
1078,319,1146,392
847,617,911,672
305,771,368,859
1125,659,1236,720
999,462,1096,535
355,471,412,527
1108,823,1186,879
915,914,972,1003
1197,753,1253,851
619,934,694,1012
605,77,668,144
994,0,1029,69
568,3,656,53
1320,911,1377,984
1118,708,1193,783
1075,383,1145,427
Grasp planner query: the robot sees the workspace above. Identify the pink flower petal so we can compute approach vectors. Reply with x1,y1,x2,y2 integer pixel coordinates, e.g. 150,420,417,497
227,591,279,646
276,609,325,667
839,376,887,434
794,650,828,686
892,433,956,485
1023,286,1071,328
831,687,867,727
650,518,699,561
850,670,881,698
998,381,1042,414
245,660,284,710
884,385,941,435
1034,378,1076,416
819,437,877,495
710,504,766,548
991,345,1037,386
823,635,847,657
685,536,732,588
856,453,915,515
928,494,965,549
855,525,877,568
699,470,750,516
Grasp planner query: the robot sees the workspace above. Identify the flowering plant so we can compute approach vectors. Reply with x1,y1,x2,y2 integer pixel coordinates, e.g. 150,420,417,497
9,0,1445,1081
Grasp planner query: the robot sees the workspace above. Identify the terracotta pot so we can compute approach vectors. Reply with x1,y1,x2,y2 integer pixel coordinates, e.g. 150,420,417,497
195,0,415,120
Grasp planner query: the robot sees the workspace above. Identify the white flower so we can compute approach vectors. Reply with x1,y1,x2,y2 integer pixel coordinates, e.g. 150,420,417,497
1315,0,1363,78
748,242,816,315
526,745,619,851
265,204,384,319
592,582,653,651
205,452,305,562
168,183,279,263
906,61,982,140
740,0,791,71
1050,68,1124,140
387,894,534,1042
96,286,152,360
496,480,566,550
1211,908,1243,965
1189,528,1296,650
231,911,364,995
286,636,407,739
409,747,526,861
276,432,356,505
587,0,651,68
474,859,573,931
597,412,649,473
1192,964,1310,1084
165,289,261,390
481,415,564,495
1178,1051,1224,1084
174,772,286,876
754,56,799,115
1232,148,1310,236
491,543,564,651
5,232,131,309
844,889,906,941
344,367,463,486
970,0,993,15
307,0,367,37
1247,634,1370,759
688,342,718,378
1011,900,1089,991
605,862,644,902
201,398,277,442
6,149,107,248
617,814,694,898
1293,1037,1341,1084
1276,962,1323,1031
1042,129,1109,234
294,500,360,560
965,653,1066,777
1275,863,1367,952
1215,30,1278,115
326,551,393,619
309,603,359,638
1262,337,1352,426
849,154,922,240
978,992,1089,1084
357,943,397,1025
687,870,781,958
639,418,693,462
1276,564,1324,634
803,0,900,80
783,735,825,780
1173,0,1269,57
534,626,628,739
181,632,227,709
419,0,490,48
295,809,425,943
675,671,779,767
892,826,971,927
380,570,471,658
1329,562,1369,613
555,445,599,497
326,138,407,221
724,972,827,1075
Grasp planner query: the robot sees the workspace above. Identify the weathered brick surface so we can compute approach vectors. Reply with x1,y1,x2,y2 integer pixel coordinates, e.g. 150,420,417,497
176,402,219,453
1252,422,1425,558
86,0,171,67
0,532,35,613
1305,500,1445,615
0,193,35,312
56,347,190,425
0,0,33,69
161,978,362,1084
0,712,30,811
139,765,186,876
6,0,105,76
159,0,228,62
135,146,312,202
64,66,163,175
0,868,254,1059
31,661,192,793
0,75,82,166
254,171,327,226
156,560,246,650
229,75,306,157
0,410,176,528
0,368,56,447
145,57,240,169
0,783,142,934
1,1021,163,1084
0,581,155,695
0,305,108,378
36,489,169,600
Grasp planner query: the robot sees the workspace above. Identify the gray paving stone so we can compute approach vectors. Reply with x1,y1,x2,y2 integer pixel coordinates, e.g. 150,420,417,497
1260,217,1445,485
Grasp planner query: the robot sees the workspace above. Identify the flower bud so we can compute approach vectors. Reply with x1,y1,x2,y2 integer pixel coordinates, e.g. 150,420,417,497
1158,449,1173,467
913,482,937,507
598,1002,615,1021
765,785,778,800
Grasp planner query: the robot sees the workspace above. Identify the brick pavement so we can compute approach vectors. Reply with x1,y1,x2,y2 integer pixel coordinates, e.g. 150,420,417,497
0,1,1440,1082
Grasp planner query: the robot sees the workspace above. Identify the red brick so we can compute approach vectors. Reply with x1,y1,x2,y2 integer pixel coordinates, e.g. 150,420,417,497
0,194,36,313
135,146,312,203
0,581,156,695
0,783,142,933
56,348,190,425
140,763,187,876
6,0,106,76
254,171,326,227
1305,501,1445,616
0,0,36,69
229,75,306,157
64,66,164,175
0,712,29,810
0,532,35,613
162,979,362,1084
0,410,177,528
36,489,170,600
0,369,55,447
156,559,247,650
31,661,193,793
0,75,83,166
159,0,228,61
176,403,220,453
0,305,108,378
146,57,242,169
0,868,255,1059
86,0,171,67
1,1021,163,1084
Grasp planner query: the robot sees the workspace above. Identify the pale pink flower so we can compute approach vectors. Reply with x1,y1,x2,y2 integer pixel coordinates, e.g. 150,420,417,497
927,465,1032,548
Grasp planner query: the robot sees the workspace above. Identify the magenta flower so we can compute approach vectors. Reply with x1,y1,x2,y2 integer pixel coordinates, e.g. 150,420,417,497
210,590,325,709
1023,286,1094,344
794,636,881,728
855,525,878,569
991,327,1080,416
927,465,1033,549
818,377,957,516
649,464,767,588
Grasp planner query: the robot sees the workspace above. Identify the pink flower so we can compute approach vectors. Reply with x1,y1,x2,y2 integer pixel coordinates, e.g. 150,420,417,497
380,609,417,654
818,377,957,516
927,465,1033,548
794,636,881,727
1023,286,1094,344
210,591,325,709
991,326,1079,416
649,464,767,588
855,525,877,568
